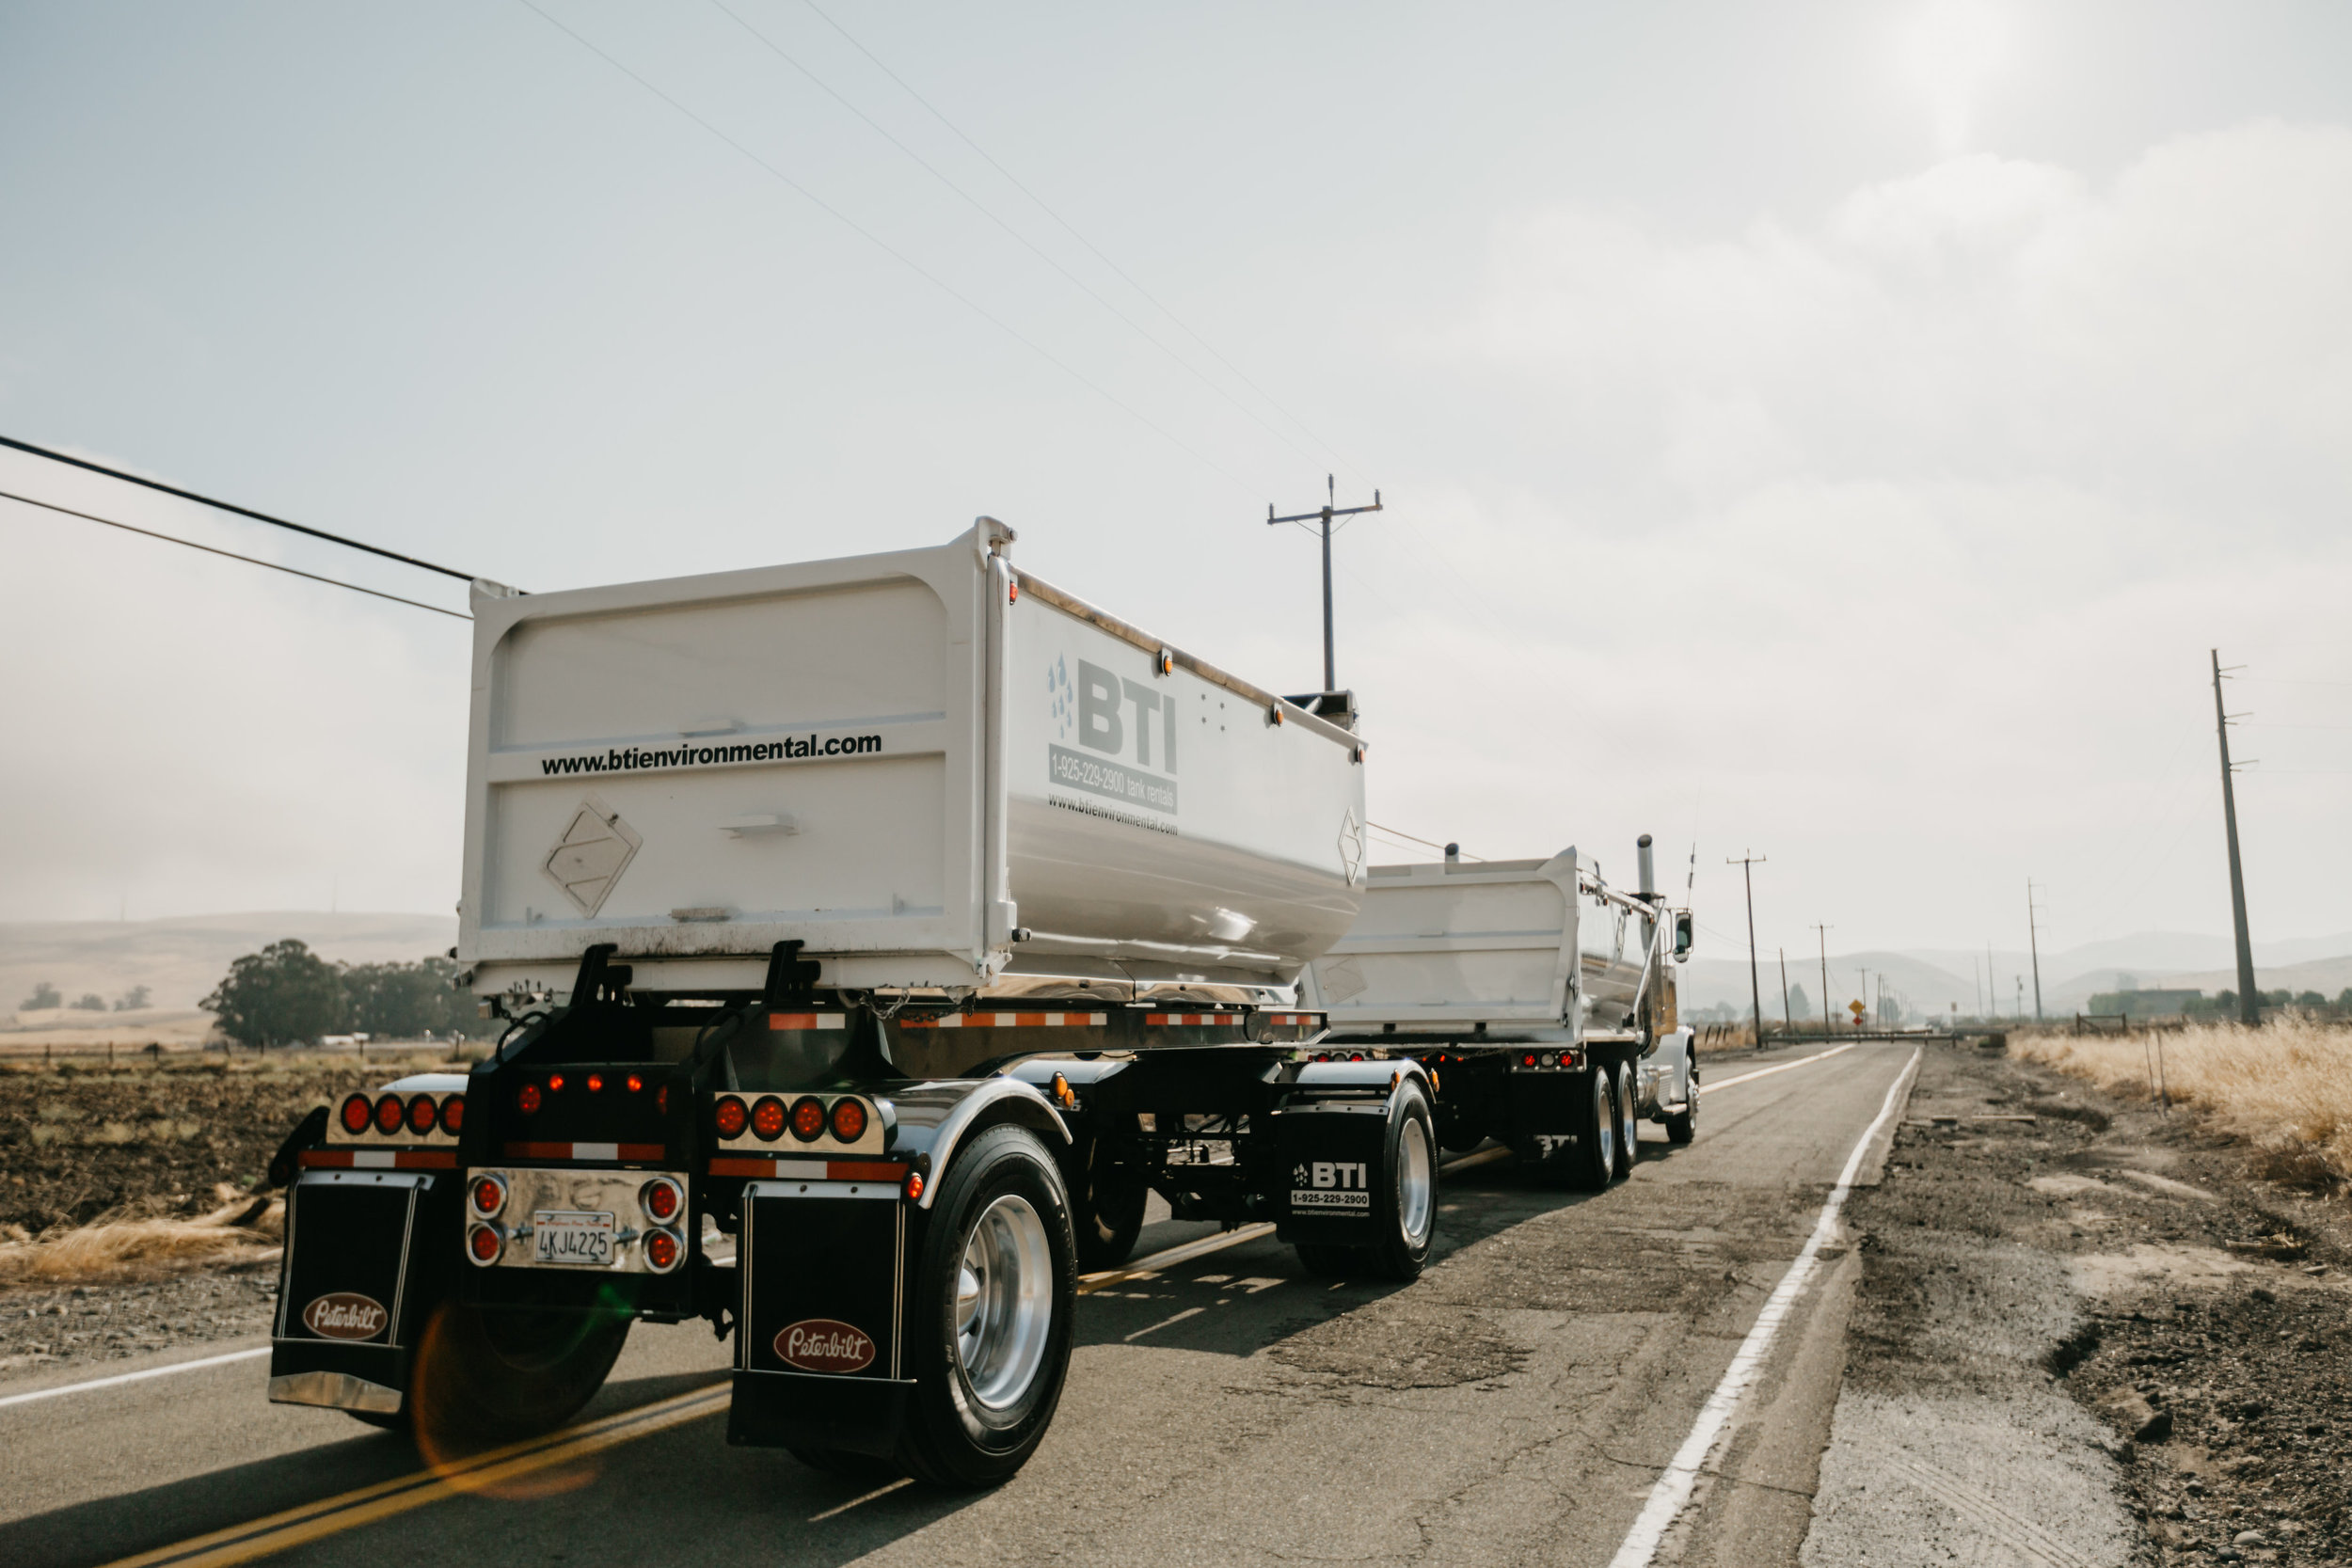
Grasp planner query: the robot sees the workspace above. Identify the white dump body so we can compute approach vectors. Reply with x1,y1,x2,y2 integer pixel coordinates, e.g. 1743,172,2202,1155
458,521,1368,997
1304,849,1659,1037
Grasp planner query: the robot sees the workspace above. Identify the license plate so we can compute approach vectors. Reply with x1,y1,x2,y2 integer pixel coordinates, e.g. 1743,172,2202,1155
532,1210,616,1266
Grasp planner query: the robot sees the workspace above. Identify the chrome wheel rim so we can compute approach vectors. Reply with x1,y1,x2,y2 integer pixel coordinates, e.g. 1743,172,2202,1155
1594,1072,1615,1170
954,1194,1054,1410
1397,1116,1434,1244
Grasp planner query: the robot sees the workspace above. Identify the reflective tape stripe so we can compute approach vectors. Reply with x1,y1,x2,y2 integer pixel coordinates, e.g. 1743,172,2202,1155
300,1149,455,1170
1262,1013,1318,1026
767,1013,848,1030
898,1012,1107,1029
708,1156,908,1181
1144,1013,1242,1026
501,1142,668,1163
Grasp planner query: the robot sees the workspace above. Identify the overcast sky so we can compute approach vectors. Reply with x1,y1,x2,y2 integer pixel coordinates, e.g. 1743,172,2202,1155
3,1,2347,966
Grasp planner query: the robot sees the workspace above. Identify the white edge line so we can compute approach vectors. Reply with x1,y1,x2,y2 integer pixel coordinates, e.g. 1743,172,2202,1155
0,1343,271,1410
1699,1042,1857,1093
1606,1046,1921,1568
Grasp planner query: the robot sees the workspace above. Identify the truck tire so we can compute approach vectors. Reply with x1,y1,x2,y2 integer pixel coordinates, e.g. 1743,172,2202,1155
896,1124,1075,1488
409,1301,630,1446
1073,1132,1148,1272
1613,1060,1639,1180
1568,1068,1615,1191
1664,1065,1698,1145
1363,1081,1438,1280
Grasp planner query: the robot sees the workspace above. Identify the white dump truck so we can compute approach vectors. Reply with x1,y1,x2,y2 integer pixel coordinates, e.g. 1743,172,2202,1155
1302,836,1697,1188
263,520,1439,1486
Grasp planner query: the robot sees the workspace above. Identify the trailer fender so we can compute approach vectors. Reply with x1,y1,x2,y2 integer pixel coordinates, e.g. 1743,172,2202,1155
905,1078,1070,1211
269,1169,457,1418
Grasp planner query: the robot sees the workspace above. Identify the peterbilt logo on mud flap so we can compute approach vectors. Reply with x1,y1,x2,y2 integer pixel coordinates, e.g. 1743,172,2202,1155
775,1319,877,1374
302,1292,389,1341
1290,1161,1371,1212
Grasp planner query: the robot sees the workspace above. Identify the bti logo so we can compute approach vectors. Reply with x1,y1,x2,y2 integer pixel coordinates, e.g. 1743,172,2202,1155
1071,657,1177,773
1297,1161,1368,1191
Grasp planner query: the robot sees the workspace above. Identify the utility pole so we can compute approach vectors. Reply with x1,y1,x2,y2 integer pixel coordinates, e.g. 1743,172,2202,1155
1728,852,1767,1048
2211,649,2261,1026
1811,925,1833,1037
1778,948,1792,1036
1266,476,1382,695
1987,942,1996,1021
2026,879,2046,1022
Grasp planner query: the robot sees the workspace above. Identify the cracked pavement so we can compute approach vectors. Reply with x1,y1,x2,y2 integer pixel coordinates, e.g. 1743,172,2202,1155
0,1040,1917,1567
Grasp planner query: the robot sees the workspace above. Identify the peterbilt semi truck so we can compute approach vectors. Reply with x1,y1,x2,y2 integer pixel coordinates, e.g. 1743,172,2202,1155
1301,836,1698,1188
262,520,1439,1486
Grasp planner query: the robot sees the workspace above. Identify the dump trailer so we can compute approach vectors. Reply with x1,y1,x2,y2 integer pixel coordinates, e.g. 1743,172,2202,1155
1302,833,1697,1188
264,520,1445,1486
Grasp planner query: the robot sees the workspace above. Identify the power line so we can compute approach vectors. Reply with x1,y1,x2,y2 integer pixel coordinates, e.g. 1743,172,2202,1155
0,488,470,621
516,0,1257,497
0,432,485,583
1365,822,1483,862
791,0,1374,489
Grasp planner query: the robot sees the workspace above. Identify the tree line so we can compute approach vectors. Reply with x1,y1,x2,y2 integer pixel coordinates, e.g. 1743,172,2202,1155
199,940,472,1046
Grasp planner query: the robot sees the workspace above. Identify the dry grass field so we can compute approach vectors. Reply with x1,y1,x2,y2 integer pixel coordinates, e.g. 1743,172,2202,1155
2016,1016,2352,1190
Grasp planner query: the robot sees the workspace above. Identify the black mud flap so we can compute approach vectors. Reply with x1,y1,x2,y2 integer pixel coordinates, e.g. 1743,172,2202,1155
1272,1101,1391,1245
269,1170,452,1417
1500,1073,1587,1165
728,1177,914,1459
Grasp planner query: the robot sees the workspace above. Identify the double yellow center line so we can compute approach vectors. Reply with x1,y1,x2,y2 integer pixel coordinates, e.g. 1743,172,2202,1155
99,1383,729,1568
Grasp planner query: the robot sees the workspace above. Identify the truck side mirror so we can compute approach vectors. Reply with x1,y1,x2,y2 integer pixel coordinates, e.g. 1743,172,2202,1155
1673,911,1693,961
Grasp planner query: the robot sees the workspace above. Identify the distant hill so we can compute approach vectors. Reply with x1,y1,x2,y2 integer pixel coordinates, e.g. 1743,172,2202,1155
1678,932,2352,1021
1,912,457,1024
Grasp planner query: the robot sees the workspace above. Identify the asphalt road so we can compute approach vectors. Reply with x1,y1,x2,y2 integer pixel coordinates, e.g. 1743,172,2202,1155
0,1040,1916,1568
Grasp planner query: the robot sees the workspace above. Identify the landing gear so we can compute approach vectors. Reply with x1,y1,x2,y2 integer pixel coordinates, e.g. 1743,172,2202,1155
896,1125,1076,1488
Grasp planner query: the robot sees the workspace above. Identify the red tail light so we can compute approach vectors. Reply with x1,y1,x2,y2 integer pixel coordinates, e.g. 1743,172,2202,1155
373,1095,405,1134
1521,1053,1538,1068
658,1085,670,1115
468,1223,503,1263
789,1096,826,1142
517,1083,543,1115
469,1174,506,1217
713,1095,749,1139
751,1096,787,1141
548,1072,566,1093
829,1098,868,1143
586,1072,605,1094
641,1178,682,1224
1348,1053,1365,1062
406,1096,438,1135
903,1168,925,1202
340,1094,372,1135
644,1228,681,1272
441,1093,466,1133
626,1073,644,1094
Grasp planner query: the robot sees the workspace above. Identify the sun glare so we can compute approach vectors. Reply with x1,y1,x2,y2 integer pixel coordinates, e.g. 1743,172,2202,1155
1904,0,2007,154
